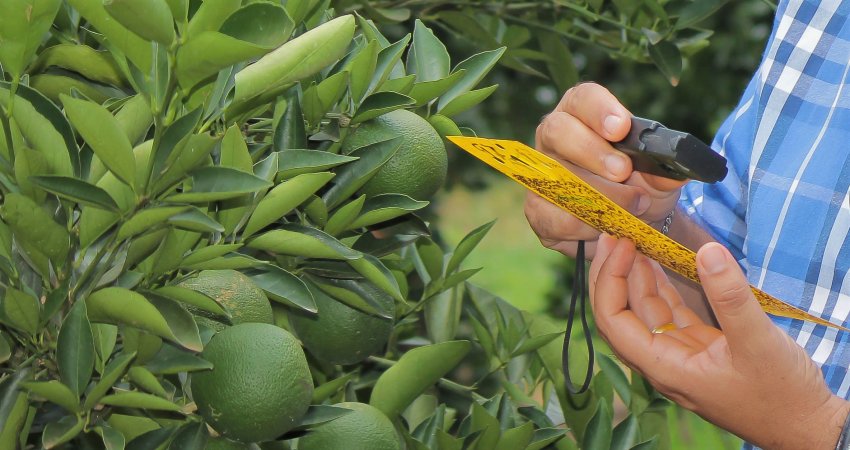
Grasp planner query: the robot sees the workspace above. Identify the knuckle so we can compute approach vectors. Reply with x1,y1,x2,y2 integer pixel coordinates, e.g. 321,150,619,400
714,283,751,305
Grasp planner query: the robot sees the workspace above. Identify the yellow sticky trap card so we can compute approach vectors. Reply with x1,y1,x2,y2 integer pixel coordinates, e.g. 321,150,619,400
447,135,846,332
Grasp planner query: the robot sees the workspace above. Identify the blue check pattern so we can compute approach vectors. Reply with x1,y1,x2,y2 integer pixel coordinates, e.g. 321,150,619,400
680,1,850,446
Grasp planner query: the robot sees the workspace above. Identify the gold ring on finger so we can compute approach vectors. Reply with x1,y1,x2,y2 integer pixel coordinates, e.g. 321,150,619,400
650,322,677,334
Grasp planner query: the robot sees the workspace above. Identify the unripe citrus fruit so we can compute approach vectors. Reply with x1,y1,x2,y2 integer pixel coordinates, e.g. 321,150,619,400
289,282,393,365
342,109,446,200
298,402,402,450
179,269,273,331
191,323,313,443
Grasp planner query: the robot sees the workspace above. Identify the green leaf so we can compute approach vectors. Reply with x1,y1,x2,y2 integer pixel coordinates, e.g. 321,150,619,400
425,287,462,345
149,285,229,317
1,287,40,335
30,176,119,210
583,399,613,450
100,391,182,411
168,421,208,450
351,91,416,124
370,341,471,416
346,254,404,302
322,137,402,209
103,0,175,45
178,244,244,270
147,294,203,352
598,352,632,406
526,428,568,450
57,299,95,397
407,19,450,83
469,402,500,450
277,149,357,179
631,436,660,450
511,330,564,357
611,414,639,450
105,414,161,442
348,194,428,229
14,146,48,204
446,220,495,274
180,254,264,270
346,39,380,103
83,351,137,410
408,70,467,106
3,193,70,270
146,107,203,192
176,3,293,90
22,381,79,413
92,323,118,373
233,15,355,104
42,415,85,449
0,332,10,364
248,223,362,260
0,0,62,79
167,207,225,233
117,206,190,240
152,134,221,199
305,276,393,319
61,94,136,189
0,388,28,449
303,71,350,126
248,266,317,313
0,81,77,177
647,40,682,86
379,74,416,94
495,422,534,450
217,125,254,234
166,166,272,203
293,405,353,430
273,89,306,152
537,32,579,94
128,366,168,397
94,424,126,450
311,372,356,403
30,44,126,88
87,287,202,351
675,0,730,29
242,171,335,238
437,85,498,117
439,48,505,109
184,0,240,39
369,35,410,93
68,0,151,71
144,343,213,374
324,194,366,236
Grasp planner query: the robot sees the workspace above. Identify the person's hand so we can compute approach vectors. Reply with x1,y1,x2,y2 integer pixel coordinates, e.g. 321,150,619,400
525,83,686,258
588,234,850,450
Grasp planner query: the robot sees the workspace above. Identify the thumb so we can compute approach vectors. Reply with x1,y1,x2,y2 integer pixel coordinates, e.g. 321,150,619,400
696,242,778,357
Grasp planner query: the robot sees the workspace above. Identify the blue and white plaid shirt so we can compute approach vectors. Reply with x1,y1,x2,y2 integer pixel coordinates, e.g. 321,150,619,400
680,0,850,446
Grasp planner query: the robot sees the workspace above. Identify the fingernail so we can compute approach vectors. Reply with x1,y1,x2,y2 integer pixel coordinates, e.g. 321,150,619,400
604,154,628,178
700,244,728,275
635,194,651,215
604,115,622,136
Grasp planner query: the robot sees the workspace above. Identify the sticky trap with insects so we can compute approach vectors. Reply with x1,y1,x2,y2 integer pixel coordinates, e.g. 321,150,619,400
447,135,845,332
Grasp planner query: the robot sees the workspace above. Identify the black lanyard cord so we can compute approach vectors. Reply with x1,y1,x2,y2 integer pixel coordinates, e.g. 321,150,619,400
562,240,594,394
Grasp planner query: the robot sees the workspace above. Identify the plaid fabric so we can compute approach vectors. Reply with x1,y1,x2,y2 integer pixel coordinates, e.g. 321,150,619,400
680,1,850,447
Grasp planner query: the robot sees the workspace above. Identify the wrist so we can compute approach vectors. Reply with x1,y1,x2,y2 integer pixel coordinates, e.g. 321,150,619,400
826,396,850,450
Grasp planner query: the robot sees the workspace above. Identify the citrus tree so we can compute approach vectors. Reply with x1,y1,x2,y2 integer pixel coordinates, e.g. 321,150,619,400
0,1,735,449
